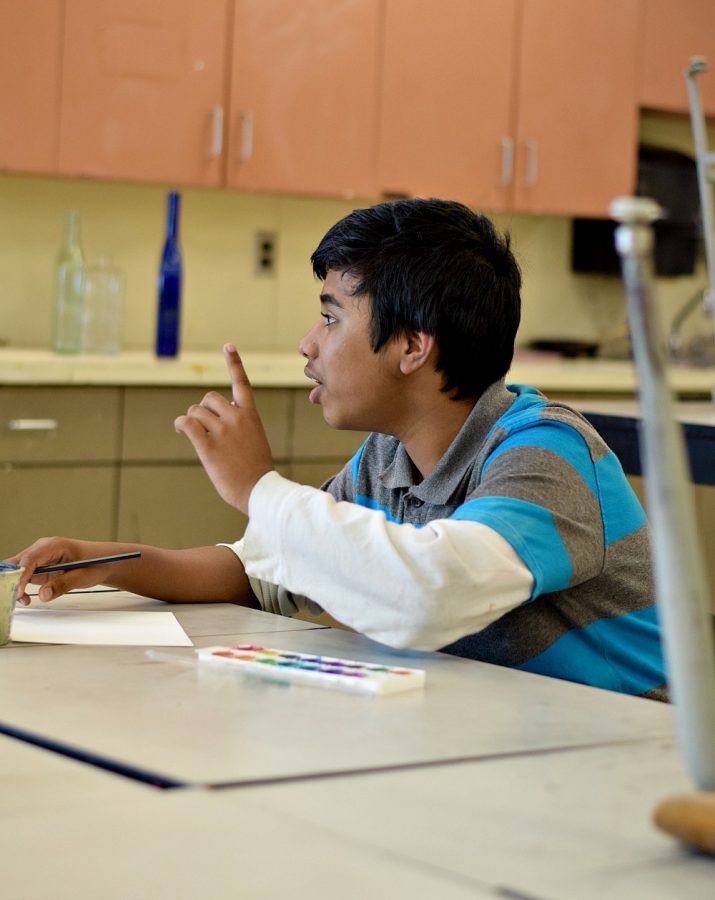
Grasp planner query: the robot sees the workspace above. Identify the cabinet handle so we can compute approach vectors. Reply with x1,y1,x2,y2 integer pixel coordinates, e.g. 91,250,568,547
524,140,538,187
500,137,514,186
239,110,254,162
210,106,224,158
7,419,59,432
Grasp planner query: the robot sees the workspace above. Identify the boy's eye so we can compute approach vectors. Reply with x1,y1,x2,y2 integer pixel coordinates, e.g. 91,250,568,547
321,312,336,326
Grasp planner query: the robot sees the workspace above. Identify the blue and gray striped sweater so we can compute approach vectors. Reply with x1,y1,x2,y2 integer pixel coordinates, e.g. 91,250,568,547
328,381,666,700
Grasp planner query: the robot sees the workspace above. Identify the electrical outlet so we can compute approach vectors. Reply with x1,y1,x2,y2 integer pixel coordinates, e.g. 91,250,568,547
254,231,277,276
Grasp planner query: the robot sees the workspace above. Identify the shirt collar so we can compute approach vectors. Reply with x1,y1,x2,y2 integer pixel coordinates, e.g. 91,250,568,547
378,379,516,503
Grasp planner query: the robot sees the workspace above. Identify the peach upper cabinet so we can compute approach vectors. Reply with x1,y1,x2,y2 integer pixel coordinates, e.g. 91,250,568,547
514,0,640,216
377,0,518,212
226,0,380,198
377,0,641,217
0,0,63,174
639,0,715,116
58,0,230,186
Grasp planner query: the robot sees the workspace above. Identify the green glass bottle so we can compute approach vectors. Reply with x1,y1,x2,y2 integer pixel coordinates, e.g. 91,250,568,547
52,210,86,354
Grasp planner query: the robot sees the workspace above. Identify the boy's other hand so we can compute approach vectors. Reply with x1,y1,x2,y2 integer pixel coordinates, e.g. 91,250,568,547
174,344,274,514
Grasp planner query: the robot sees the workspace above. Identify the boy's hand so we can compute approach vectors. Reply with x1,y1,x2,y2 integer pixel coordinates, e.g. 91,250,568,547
8,537,107,605
174,344,274,514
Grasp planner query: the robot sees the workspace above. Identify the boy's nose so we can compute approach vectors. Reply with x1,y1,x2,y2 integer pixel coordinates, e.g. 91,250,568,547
299,325,319,358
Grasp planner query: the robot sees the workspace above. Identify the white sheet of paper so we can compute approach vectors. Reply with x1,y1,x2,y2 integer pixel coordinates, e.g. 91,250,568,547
24,587,166,612
11,608,193,646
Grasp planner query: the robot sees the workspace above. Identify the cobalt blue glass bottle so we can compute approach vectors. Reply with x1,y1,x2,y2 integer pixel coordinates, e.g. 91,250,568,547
155,191,182,357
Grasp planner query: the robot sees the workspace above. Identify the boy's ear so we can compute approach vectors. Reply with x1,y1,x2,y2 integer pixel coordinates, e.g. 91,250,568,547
399,330,436,375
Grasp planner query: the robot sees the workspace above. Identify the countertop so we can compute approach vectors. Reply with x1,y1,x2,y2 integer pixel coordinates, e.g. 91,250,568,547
0,347,713,396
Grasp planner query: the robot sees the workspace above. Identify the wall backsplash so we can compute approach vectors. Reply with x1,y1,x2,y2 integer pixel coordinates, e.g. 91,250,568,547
0,109,712,358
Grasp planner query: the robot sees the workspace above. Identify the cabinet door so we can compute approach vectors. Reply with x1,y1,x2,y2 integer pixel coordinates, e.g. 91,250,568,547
377,0,518,210
117,464,246,547
0,0,62,173
693,483,715,614
640,0,715,116
629,475,715,615
513,0,640,216
291,391,367,462
0,466,117,551
227,0,380,197
59,0,230,185
117,463,290,548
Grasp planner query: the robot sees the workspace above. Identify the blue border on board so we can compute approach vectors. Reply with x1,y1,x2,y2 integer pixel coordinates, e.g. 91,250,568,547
0,722,185,789
582,412,715,486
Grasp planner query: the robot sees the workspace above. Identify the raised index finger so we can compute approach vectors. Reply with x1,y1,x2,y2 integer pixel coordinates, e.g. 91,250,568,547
223,343,255,409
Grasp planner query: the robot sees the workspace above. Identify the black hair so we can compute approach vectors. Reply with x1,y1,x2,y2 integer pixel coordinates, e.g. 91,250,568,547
311,198,521,401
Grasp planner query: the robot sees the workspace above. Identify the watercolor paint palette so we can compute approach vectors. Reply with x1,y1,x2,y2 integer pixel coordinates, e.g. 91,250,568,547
196,644,426,695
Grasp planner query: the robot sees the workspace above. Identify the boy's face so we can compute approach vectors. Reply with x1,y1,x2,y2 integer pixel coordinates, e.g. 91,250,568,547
299,270,404,432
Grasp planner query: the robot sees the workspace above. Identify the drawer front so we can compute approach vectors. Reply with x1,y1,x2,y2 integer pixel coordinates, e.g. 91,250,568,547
291,391,368,460
122,387,292,461
0,387,121,463
0,466,117,553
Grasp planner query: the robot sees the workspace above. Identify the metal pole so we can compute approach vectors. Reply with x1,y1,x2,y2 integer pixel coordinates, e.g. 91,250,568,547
685,57,715,336
611,196,715,790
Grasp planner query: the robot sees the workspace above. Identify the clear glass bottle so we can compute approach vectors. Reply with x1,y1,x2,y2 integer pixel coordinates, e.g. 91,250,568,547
81,255,124,354
52,210,86,354
155,191,182,357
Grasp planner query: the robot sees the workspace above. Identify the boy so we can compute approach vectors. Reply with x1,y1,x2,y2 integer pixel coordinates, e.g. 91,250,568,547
13,199,666,699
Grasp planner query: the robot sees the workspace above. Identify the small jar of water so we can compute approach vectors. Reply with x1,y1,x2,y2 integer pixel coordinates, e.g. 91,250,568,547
81,255,124,354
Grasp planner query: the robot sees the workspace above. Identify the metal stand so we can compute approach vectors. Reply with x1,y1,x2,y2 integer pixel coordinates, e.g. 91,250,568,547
685,58,715,343
611,196,715,791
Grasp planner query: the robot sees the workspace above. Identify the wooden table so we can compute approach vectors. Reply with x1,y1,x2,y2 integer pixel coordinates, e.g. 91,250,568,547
1,602,675,787
3,712,713,897
0,733,491,900
2,594,712,897
225,735,712,899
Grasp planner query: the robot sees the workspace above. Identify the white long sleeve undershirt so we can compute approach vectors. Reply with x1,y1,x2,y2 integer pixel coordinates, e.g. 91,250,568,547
223,471,534,651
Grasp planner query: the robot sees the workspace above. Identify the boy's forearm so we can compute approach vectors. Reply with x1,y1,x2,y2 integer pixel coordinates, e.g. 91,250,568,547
103,543,257,606
14,537,257,607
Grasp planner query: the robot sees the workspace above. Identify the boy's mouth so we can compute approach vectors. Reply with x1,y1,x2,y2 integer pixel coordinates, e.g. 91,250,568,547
304,368,323,404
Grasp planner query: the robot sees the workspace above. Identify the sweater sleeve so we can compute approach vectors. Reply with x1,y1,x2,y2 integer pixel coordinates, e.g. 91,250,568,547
224,470,534,650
